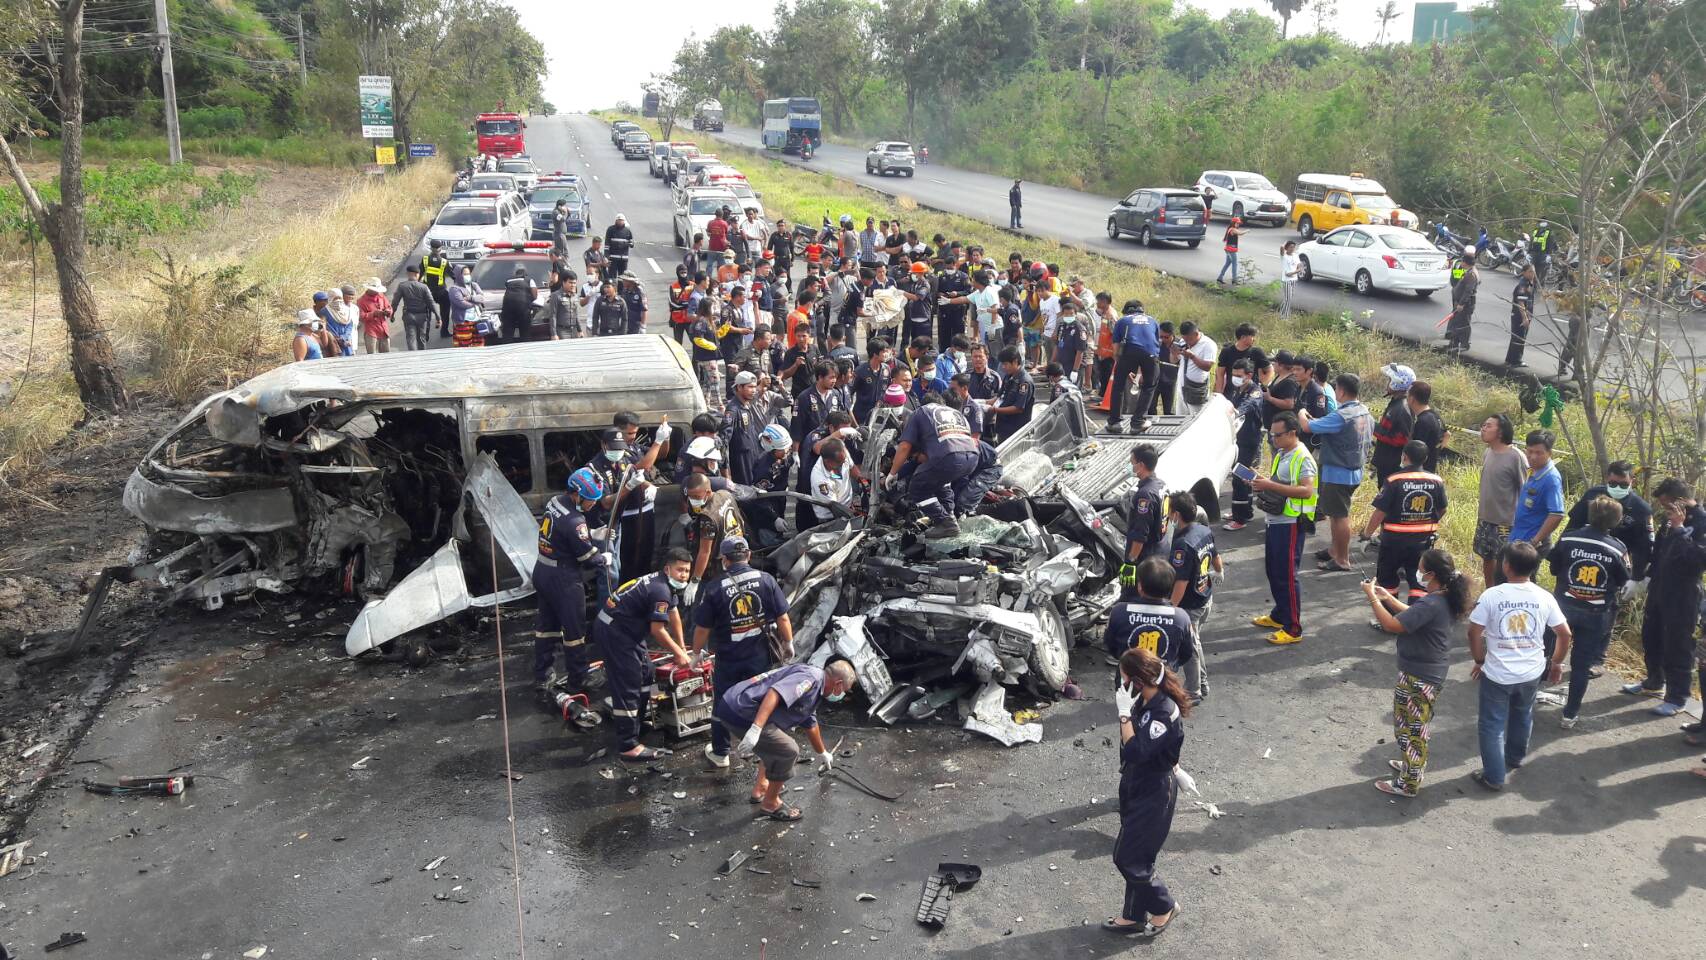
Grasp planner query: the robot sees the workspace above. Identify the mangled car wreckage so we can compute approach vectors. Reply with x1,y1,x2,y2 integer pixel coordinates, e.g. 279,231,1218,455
121,335,1238,743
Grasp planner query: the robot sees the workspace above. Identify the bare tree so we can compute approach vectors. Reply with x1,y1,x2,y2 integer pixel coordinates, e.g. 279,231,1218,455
1484,5,1706,482
0,0,131,415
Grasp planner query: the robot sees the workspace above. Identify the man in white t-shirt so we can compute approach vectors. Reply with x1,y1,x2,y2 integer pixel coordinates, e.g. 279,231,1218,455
738,208,770,265
1178,321,1217,414
1037,289,1062,367
1467,540,1572,790
808,437,853,523
1280,240,1301,322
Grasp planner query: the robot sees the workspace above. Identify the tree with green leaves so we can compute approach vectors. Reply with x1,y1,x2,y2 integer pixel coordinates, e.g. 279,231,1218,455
1267,0,1306,40
766,0,870,134
0,0,130,415
871,0,957,141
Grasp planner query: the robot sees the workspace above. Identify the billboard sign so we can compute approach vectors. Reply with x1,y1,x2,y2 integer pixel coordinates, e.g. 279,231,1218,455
359,75,394,138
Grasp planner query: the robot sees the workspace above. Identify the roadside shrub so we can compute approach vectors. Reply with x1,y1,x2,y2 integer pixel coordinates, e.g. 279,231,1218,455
180,106,246,138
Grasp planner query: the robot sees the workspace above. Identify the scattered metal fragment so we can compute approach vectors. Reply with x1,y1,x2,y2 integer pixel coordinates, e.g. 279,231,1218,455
718,850,750,875
422,856,447,871
791,877,822,889
856,893,877,902
44,932,87,953
915,863,983,929
746,866,773,876
350,756,372,771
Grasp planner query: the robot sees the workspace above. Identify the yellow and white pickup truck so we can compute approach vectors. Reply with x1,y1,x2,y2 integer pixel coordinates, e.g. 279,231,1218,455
1289,173,1419,240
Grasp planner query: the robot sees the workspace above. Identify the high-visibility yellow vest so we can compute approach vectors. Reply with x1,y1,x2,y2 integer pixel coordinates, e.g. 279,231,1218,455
1271,446,1318,520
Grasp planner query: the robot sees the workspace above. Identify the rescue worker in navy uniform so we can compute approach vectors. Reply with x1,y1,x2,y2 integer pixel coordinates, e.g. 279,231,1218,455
1103,559,1195,675
1549,496,1632,726
604,213,634,279
1563,460,1653,584
1367,440,1448,601
746,425,796,543
594,550,695,762
582,422,670,585
532,467,608,706
720,371,770,484
952,440,1003,516
617,272,648,335
692,537,795,769
1125,445,1170,567
989,346,1034,444
948,373,986,444
885,393,980,539
499,266,535,343
1103,646,1187,938
421,239,452,337
1622,478,1706,721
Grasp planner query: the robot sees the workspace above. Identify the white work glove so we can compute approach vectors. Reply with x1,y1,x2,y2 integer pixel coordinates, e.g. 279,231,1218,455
737,725,762,757
1114,680,1138,721
773,517,788,533
816,751,834,774
681,579,700,607
1209,567,1225,585
1621,579,1646,602
1173,766,1199,796
678,513,693,528
936,295,951,306
837,426,860,440
654,424,670,445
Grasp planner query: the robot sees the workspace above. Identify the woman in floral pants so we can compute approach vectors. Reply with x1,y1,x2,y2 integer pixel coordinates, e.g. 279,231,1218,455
1362,549,1472,796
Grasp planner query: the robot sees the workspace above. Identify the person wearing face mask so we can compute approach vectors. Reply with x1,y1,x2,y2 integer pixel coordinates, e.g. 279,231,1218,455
681,472,748,598
745,425,796,543
1622,478,1706,721
1124,446,1170,570
885,392,980,538
532,467,609,707
593,549,695,763
583,424,671,586
692,537,794,769
723,659,858,822
1102,647,1189,938
1549,496,1632,728
1103,558,1195,676
808,437,854,524
1222,360,1264,532
1363,549,1472,797
1563,460,1653,589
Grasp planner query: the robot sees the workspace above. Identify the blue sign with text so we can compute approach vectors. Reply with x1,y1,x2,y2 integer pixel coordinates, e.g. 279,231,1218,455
408,143,437,158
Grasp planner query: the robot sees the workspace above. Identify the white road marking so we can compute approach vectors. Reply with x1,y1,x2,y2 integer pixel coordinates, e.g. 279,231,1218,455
603,192,612,199
647,257,662,274
928,178,949,185
593,175,600,181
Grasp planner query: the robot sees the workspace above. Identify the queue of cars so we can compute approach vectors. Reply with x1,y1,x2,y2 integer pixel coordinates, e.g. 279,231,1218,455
609,120,770,248
1095,167,1441,297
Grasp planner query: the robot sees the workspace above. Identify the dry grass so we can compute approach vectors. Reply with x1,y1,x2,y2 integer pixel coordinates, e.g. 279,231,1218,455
0,161,450,488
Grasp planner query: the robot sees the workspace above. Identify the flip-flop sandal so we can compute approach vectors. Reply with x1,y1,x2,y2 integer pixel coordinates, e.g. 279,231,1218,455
618,746,673,762
758,804,803,822
1375,779,1416,798
748,794,765,805
1387,759,1404,774
1316,560,1354,573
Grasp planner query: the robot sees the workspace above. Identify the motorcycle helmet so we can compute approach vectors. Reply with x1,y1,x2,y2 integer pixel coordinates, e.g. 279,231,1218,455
685,435,722,463
568,466,605,502
759,424,791,453
839,214,854,227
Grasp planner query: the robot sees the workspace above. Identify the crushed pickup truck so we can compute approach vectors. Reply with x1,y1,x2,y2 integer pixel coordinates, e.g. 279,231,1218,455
770,392,1240,745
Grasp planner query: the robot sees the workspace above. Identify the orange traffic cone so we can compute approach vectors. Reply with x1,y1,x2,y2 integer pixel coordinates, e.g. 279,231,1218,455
1092,373,1113,411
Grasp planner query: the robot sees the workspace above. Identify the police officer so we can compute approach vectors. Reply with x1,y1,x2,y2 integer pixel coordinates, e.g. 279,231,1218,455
682,472,748,601
885,393,980,539
721,371,770,484
964,344,1002,401
532,467,608,706
551,197,570,262
692,537,794,768
590,281,628,337
1367,440,1448,602
850,339,895,424
583,423,670,585
1564,460,1653,585
1125,445,1169,567
1108,300,1160,434
604,213,634,278
499,266,536,343
934,257,971,345
1103,558,1195,675
1530,220,1553,285
790,361,843,528
593,549,695,762
989,346,1034,444
947,373,985,444
1166,491,1220,702
1549,496,1632,726
421,239,451,337
1623,478,1706,719
1104,646,1187,938
617,272,648,334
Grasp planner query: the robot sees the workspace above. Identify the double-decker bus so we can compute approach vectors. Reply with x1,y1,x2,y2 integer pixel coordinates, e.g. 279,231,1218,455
761,97,821,154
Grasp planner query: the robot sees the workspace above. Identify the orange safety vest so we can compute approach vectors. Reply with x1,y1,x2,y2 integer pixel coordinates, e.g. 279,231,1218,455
669,281,692,325
1380,470,1446,534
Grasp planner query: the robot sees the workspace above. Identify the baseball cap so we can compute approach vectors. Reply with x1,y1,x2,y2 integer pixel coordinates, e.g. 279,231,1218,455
1381,362,1416,392
732,370,758,387
614,212,626,221
599,427,626,449
719,536,751,558
294,310,316,326
312,291,330,303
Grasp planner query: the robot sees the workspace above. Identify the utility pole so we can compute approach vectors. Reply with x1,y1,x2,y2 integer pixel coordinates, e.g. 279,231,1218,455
295,12,308,87
154,0,182,164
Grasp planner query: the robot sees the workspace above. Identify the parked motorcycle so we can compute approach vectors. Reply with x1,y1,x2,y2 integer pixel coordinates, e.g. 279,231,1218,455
1483,236,1518,272
1430,220,1475,259
792,212,838,258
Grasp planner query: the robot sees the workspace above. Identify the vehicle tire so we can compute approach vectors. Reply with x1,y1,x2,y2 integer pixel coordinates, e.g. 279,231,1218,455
904,169,914,177
1232,202,1245,220
1355,269,1374,296
1186,239,1201,249
673,223,683,247
1415,289,1436,299
1298,215,1315,241
1027,602,1072,695
1107,218,1121,240
1298,255,1314,282
1140,226,1153,247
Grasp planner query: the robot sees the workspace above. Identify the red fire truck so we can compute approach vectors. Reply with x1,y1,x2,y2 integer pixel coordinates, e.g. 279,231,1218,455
473,111,526,158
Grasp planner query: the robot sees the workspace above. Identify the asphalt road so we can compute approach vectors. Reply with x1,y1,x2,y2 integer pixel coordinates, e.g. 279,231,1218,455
704,124,1611,381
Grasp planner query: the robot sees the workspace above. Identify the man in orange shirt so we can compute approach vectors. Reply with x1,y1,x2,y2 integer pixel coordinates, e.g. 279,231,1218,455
787,291,815,351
